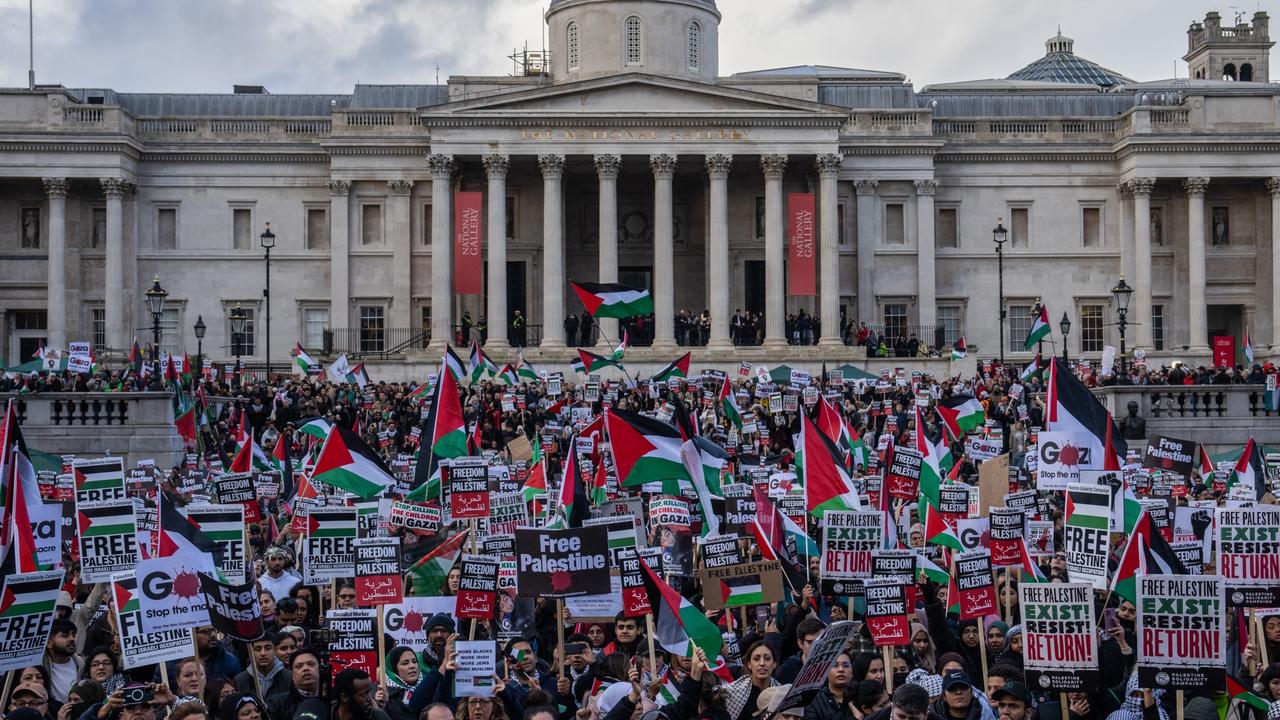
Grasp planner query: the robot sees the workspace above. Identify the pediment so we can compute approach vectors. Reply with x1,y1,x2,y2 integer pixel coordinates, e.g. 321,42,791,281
424,73,846,119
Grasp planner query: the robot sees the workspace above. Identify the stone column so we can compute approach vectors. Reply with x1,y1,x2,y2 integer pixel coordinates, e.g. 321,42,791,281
1130,177,1155,349
1269,178,1280,349
43,178,68,349
1185,177,1211,352
761,154,788,348
387,180,414,331
854,180,879,326
815,155,843,347
328,180,352,331
428,154,455,350
914,179,938,344
483,154,510,347
101,178,128,352
594,154,621,348
651,154,678,350
705,154,734,350
1118,182,1135,287
540,154,566,349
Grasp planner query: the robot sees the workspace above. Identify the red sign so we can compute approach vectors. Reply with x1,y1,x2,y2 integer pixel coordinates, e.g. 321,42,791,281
455,555,499,619
354,538,403,606
863,579,911,646
787,193,816,296
956,550,997,620
445,459,490,520
453,191,484,295
1212,336,1234,369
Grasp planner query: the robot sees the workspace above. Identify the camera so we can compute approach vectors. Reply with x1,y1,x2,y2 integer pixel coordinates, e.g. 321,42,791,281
121,686,154,707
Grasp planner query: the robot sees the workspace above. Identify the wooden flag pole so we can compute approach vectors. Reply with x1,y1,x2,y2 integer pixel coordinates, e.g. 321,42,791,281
646,613,659,678
377,605,389,692
1252,609,1270,669
1002,570,1012,625
1175,690,1184,720
1060,693,1069,720
882,646,894,692
977,616,989,684
0,671,17,716
556,599,567,681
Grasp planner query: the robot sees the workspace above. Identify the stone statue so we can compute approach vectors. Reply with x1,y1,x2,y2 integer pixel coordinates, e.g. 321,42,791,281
1149,208,1162,246
1118,400,1147,442
21,208,40,248
1212,207,1229,246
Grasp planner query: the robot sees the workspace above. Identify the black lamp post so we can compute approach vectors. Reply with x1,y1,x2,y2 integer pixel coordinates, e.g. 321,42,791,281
992,219,1008,363
229,304,247,389
1060,311,1072,367
193,315,206,379
144,276,168,391
1111,276,1133,376
260,223,275,381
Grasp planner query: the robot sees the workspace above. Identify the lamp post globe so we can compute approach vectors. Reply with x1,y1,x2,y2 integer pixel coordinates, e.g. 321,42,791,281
1059,311,1072,367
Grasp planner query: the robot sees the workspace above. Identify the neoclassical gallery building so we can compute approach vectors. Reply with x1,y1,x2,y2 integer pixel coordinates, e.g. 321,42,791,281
1,0,1278,375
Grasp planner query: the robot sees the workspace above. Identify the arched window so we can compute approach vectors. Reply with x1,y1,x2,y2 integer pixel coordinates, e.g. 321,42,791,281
567,22,580,70
1223,63,1238,81
1241,63,1254,81
687,21,701,69
624,16,642,65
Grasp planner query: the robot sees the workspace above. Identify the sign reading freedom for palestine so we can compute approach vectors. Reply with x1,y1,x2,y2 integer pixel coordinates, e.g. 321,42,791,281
514,526,610,598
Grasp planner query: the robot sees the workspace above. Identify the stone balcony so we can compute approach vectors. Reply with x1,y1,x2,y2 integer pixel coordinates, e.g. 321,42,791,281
1091,385,1280,454
1,392,185,468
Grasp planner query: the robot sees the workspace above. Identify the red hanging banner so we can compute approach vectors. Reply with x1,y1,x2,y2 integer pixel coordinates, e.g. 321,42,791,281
787,193,816,296
453,191,484,295
1212,336,1234,369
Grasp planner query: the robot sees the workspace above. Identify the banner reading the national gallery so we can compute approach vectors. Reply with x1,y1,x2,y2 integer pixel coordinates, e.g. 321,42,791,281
454,191,483,295
787,193,815,296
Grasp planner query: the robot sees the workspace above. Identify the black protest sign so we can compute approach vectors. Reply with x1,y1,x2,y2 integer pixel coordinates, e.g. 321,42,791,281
956,549,997,620
722,484,756,535
354,537,403,605
325,609,379,682
1021,583,1099,692
482,535,515,558
988,507,1025,568
514,526,610,598
212,472,256,505
938,486,971,523
1004,489,1038,516
886,447,922,501
620,548,663,617
456,554,500,619
446,458,490,520
1136,575,1225,689
198,573,263,642
1171,542,1204,575
1143,436,1197,478
702,535,742,569
775,621,861,715
863,578,911,646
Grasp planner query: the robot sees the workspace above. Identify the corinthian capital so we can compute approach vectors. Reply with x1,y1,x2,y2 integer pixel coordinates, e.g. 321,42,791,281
759,154,788,179
328,180,352,196
854,179,879,196
483,154,510,178
704,154,733,178
1183,177,1210,196
387,180,414,196
538,154,565,178
427,153,455,178
1130,177,1156,196
649,154,678,177
594,154,621,178
814,154,843,176
914,179,939,196
42,178,68,198
100,178,128,199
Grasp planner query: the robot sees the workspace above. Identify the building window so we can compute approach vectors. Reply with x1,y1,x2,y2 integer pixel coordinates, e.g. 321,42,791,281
838,203,847,245
91,308,106,349
230,307,256,357
362,204,383,246
157,208,177,250
884,203,905,245
936,207,958,248
1010,207,1030,248
90,208,106,249
306,207,329,250
624,16,642,65
1082,207,1101,248
687,22,700,69
232,208,251,250
303,308,329,350
1080,304,1104,353
937,305,962,347
421,203,433,246
1150,207,1164,247
159,308,180,354
359,305,385,352
754,197,766,239
567,22,580,70
1211,207,1229,246
1008,304,1033,354
883,303,907,340
20,208,40,249
420,304,432,348
1152,304,1165,351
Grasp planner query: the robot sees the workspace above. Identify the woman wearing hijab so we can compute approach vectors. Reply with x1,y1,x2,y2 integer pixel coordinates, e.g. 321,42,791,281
908,625,938,674
993,626,1023,674
984,622,1008,657
218,695,269,720
385,646,429,720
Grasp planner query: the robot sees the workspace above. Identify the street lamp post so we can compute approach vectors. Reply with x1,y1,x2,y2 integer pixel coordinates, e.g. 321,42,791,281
1060,312,1072,367
144,276,168,391
229,304,247,389
260,223,275,381
992,219,1009,363
1111,275,1133,376
193,315,206,379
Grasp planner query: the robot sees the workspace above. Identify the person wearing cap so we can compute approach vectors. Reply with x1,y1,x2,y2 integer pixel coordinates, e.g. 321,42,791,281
990,683,1031,720
752,685,802,720
931,671,990,720
259,547,300,602
8,682,52,720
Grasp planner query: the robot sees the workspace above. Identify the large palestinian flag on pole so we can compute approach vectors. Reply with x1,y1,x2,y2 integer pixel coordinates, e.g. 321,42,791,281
570,349,623,375
718,376,742,430
650,352,691,382
0,400,41,573
405,528,470,596
604,408,690,492
312,424,396,499
1046,357,1127,469
1025,305,1051,349
915,405,946,508
571,281,654,319
936,395,984,442
639,560,723,659
799,412,861,517
410,362,468,501
1227,437,1267,500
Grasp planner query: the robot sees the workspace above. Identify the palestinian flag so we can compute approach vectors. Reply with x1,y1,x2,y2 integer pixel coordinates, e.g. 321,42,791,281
612,330,629,362
651,352,691,382
571,349,622,375
550,440,588,529
73,457,125,495
305,508,357,538
936,395,985,442
680,437,728,538
917,554,950,586
716,574,766,608
230,414,272,474
312,424,397,499
945,572,961,615
951,337,967,360
493,364,518,386
1110,511,1188,604
158,494,223,564
1244,330,1255,365
521,443,548,503
184,506,243,546
112,572,142,615
1016,538,1048,583
915,405,945,508
78,500,137,539
406,528,470,596
816,397,855,473
1,401,40,571
1228,437,1267,500
295,343,317,374
605,409,690,492
1020,354,1042,382
604,522,638,555
517,353,540,382
1025,305,1051,349
800,412,861,517
444,346,468,383
410,363,468,501
571,281,654,320
469,342,498,383
1198,444,1215,479
718,376,742,430
0,570,63,619
1046,357,1127,469
296,417,333,443
129,341,143,376
1226,676,1270,714
640,560,723,659
922,502,961,550
174,398,197,449
752,484,818,595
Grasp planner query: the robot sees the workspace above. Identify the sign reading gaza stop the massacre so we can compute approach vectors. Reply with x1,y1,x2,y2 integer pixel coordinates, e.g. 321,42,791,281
1217,507,1280,606
1021,583,1099,692
1136,575,1226,689
820,511,882,595
514,526,611,598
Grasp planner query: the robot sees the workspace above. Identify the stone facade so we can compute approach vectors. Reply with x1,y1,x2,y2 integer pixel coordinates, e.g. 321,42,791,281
0,1,1278,373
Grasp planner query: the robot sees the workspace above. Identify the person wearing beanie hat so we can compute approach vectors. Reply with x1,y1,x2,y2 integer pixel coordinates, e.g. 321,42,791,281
994,627,1023,675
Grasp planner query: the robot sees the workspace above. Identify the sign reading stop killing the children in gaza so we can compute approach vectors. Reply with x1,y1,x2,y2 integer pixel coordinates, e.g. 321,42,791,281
1021,583,1098,692
1136,575,1226,689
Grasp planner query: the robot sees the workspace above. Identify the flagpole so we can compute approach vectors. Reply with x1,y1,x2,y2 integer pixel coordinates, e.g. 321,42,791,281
977,616,989,685
645,614,658,682
882,646,893,692
0,671,15,716
592,323,642,388
556,599,567,681
378,605,389,692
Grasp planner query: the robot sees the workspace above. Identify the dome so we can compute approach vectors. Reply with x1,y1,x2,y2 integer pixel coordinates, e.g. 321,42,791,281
546,0,721,82
1007,30,1133,88
549,0,715,7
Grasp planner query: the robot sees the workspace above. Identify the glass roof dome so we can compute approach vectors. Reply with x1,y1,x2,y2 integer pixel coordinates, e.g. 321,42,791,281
1008,30,1133,88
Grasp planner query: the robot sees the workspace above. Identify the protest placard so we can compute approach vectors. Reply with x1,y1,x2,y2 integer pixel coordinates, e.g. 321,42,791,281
456,554,500,619
988,507,1025,567
939,485,972,524
184,504,246,584
1136,575,1225,688
1171,542,1204,575
700,560,784,611
564,574,624,621
355,537,403,605
1021,583,1099,692
701,535,742,569
77,499,140,582
388,501,441,533
454,641,497,697
74,457,128,504
775,621,861,714
479,492,527,538
1064,483,1112,591
956,518,989,553
1142,436,1197,478
955,549,997,620
136,553,215,634
619,548,662,617
886,447,922,501
967,437,1002,462
977,455,1009,517
382,597,456,656
109,571,192,669
1216,507,1280,606
0,570,64,672
863,578,910,646
722,489,757,535
514,526,610,598
29,503,62,570
1026,520,1055,558
326,609,379,678
446,458,490,520
198,573,264,642
303,507,357,584
212,472,256,504
1036,432,1086,491
820,511,882,595
584,516,640,567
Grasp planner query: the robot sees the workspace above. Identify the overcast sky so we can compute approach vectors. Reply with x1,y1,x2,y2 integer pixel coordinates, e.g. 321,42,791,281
0,0,1262,94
